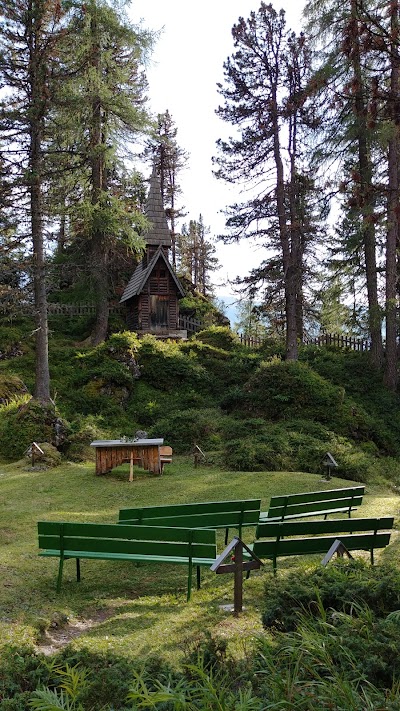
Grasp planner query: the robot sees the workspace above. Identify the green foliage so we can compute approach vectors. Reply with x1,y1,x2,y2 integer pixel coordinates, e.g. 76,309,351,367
150,408,224,453
0,398,67,461
262,560,400,632
253,615,400,708
0,322,31,356
243,359,346,421
0,374,27,403
193,325,240,351
0,645,51,711
137,335,208,391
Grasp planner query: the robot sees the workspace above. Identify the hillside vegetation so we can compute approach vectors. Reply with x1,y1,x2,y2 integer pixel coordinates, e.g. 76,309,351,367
1,317,400,485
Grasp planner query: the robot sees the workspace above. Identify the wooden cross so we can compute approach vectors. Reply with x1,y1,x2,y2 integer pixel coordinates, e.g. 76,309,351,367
210,537,263,615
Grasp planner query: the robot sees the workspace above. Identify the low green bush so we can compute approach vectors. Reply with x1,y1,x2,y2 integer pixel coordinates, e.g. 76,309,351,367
0,374,28,404
193,325,240,351
137,335,209,391
150,407,224,453
0,398,68,461
242,358,346,422
262,560,400,632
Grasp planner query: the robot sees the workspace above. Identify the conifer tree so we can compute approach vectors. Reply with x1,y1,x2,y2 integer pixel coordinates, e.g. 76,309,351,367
177,215,219,296
54,0,153,344
0,0,67,402
214,3,319,360
304,0,384,368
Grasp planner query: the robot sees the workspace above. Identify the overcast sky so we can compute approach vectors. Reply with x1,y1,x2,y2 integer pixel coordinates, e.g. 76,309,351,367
128,1,305,299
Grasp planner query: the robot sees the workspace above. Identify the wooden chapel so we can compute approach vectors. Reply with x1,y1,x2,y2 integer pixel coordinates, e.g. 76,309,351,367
120,167,187,338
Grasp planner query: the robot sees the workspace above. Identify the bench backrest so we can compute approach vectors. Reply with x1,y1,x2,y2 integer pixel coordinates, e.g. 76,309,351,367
160,446,173,457
267,486,365,519
253,516,393,560
256,516,393,540
118,499,261,529
38,521,217,560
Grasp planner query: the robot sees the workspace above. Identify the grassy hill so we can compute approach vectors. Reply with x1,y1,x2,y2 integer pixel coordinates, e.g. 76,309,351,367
2,317,400,708
1,317,400,484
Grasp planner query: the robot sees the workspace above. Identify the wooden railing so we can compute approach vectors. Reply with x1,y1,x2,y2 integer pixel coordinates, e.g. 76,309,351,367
179,314,202,334
303,333,371,352
238,332,371,352
238,335,264,348
47,303,123,315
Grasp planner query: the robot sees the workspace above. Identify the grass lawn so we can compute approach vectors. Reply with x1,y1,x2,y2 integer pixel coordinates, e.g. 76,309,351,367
1,455,399,666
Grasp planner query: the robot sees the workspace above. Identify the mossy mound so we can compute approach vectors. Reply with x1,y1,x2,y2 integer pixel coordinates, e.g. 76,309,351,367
24,442,62,468
0,373,28,404
0,398,69,461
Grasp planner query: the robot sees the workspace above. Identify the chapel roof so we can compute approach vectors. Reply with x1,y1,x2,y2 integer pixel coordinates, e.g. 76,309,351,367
144,165,172,247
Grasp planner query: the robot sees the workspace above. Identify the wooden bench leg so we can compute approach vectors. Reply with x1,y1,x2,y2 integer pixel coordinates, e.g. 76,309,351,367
76,558,81,583
197,566,201,590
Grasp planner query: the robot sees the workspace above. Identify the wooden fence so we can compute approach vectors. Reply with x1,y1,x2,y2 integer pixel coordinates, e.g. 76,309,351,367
303,333,371,352
27,303,202,335
239,332,371,352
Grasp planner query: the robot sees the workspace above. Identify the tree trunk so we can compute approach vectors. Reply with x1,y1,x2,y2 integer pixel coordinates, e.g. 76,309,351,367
28,0,51,403
272,84,298,360
350,0,383,368
385,0,400,390
89,11,109,346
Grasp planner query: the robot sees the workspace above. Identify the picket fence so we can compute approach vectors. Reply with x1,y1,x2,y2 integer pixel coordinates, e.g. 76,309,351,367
239,332,371,352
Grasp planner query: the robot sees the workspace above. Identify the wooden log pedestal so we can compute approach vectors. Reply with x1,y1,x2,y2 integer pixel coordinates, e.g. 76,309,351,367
90,439,164,480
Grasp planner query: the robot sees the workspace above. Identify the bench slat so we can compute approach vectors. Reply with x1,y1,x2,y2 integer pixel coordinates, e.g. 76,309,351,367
38,521,214,544
118,510,260,529
266,495,363,519
118,499,261,522
253,532,391,559
269,486,365,507
256,517,394,539
38,536,216,559
39,550,216,566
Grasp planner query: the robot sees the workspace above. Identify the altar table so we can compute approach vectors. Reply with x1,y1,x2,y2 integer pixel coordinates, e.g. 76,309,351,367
90,439,164,479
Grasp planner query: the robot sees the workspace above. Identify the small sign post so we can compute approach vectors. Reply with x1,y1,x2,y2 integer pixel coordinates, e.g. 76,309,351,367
29,442,44,467
321,452,339,481
193,444,206,468
210,537,263,616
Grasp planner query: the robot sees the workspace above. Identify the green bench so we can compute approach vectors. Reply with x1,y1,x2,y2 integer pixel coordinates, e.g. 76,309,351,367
248,516,394,574
118,499,262,545
259,486,365,523
38,521,217,600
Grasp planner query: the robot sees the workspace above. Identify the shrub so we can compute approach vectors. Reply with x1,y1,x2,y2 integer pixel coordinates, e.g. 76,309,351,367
193,325,240,351
137,335,208,391
0,374,28,404
151,408,224,453
262,560,400,632
242,358,345,422
0,398,68,461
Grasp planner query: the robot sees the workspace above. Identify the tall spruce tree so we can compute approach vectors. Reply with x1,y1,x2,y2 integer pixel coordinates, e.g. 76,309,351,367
55,0,153,345
304,0,384,369
177,215,219,296
214,3,319,359
0,0,68,402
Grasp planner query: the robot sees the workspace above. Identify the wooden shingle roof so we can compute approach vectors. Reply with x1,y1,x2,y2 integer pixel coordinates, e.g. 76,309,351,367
120,246,185,303
145,165,172,247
